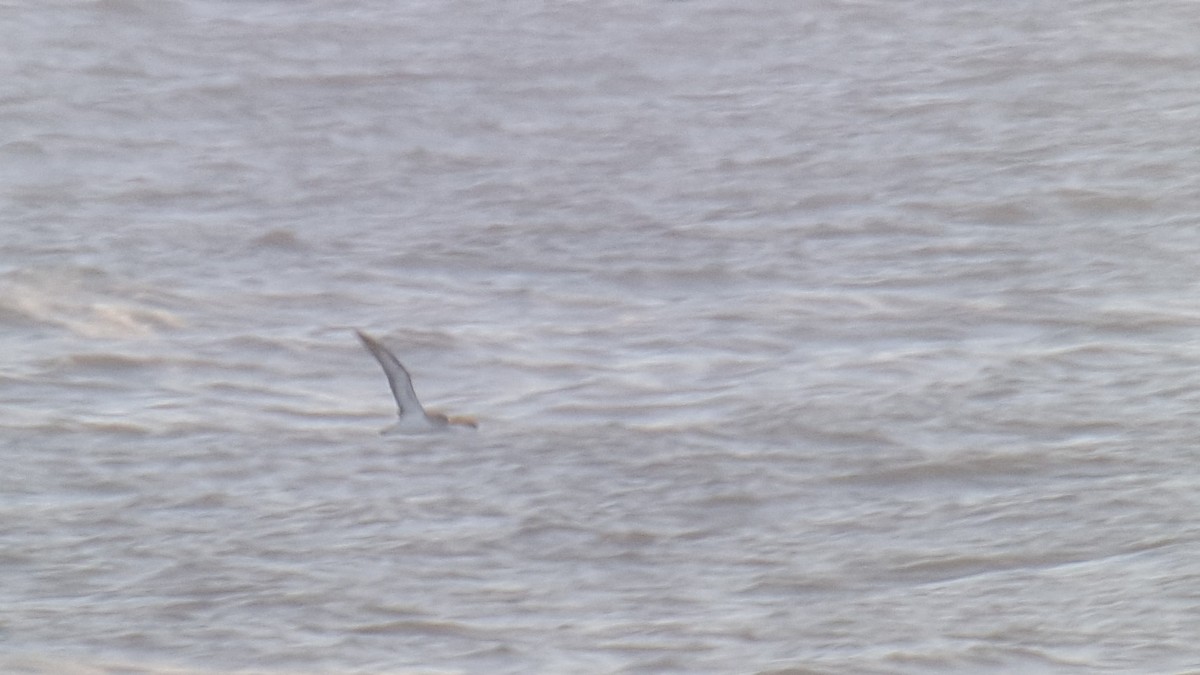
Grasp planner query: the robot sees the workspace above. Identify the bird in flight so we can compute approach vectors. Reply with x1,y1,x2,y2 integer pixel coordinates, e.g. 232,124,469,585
356,329,478,433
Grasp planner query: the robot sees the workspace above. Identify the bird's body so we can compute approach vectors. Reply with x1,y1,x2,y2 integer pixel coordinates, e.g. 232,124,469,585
356,330,477,434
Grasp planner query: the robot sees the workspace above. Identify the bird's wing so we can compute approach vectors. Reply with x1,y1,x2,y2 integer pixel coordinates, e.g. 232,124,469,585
356,330,426,418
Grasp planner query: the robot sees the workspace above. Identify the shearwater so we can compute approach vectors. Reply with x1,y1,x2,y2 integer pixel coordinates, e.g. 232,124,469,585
356,329,478,433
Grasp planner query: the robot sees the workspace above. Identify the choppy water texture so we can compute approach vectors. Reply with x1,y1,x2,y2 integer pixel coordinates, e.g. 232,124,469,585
4,1,1200,673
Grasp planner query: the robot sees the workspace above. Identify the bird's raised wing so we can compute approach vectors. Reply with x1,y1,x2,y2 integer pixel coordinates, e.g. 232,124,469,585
356,330,427,418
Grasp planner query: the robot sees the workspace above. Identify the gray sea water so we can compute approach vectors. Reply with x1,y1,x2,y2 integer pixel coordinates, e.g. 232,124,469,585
4,1,1200,673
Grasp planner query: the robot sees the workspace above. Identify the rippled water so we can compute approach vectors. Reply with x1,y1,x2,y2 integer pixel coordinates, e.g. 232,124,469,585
4,1,1200,673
